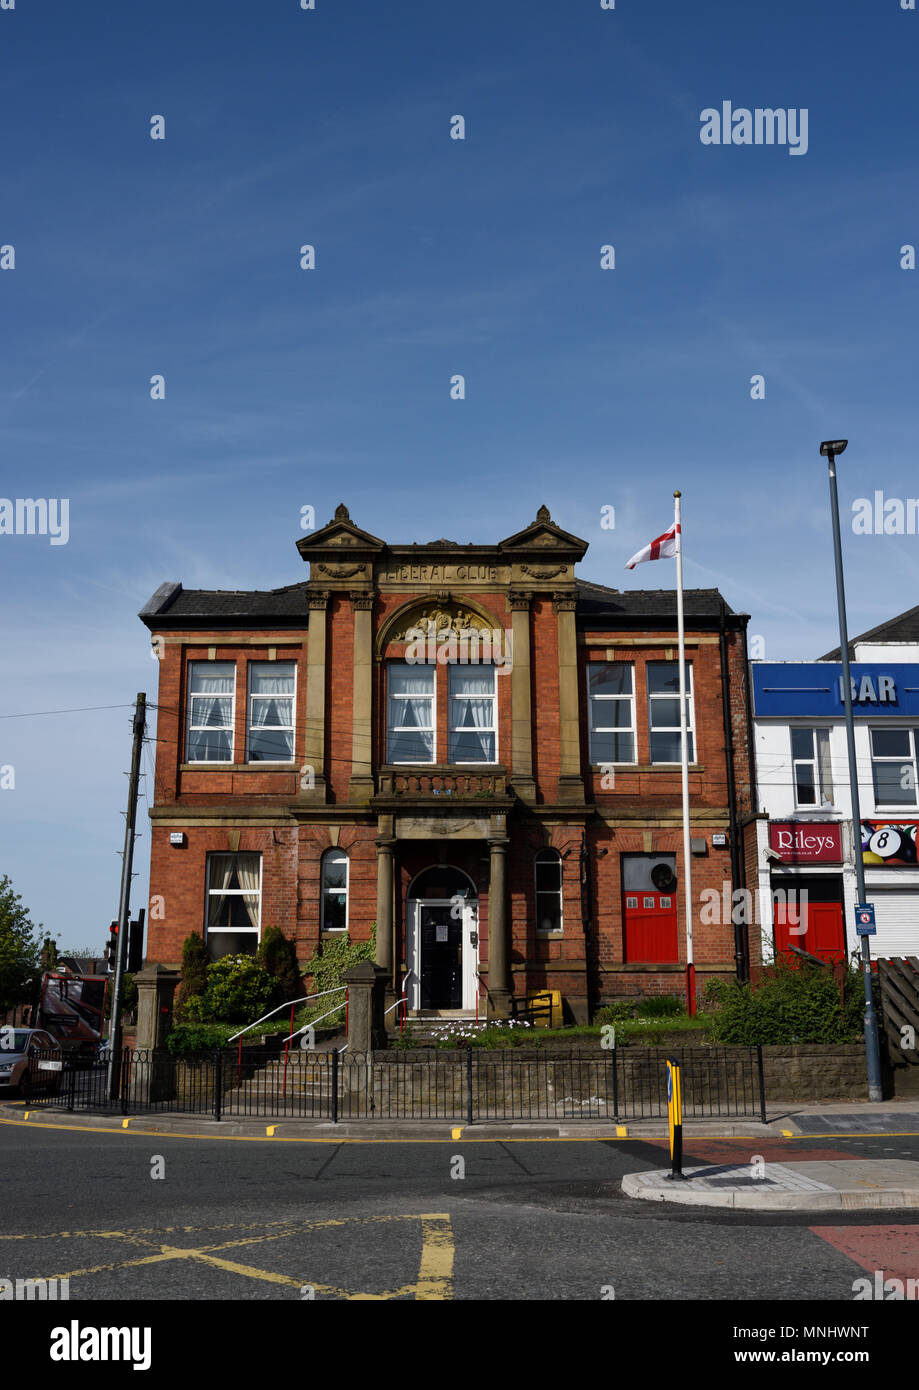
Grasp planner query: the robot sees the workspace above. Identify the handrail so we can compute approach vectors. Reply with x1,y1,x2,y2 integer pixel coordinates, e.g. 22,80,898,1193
226,987,346,1043
281,1001,348,1045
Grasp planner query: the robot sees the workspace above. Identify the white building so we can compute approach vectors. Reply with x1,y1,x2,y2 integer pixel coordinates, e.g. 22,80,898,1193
750,607,919,964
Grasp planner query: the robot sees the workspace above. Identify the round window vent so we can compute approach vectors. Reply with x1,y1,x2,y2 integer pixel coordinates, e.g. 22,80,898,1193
650,863,677,892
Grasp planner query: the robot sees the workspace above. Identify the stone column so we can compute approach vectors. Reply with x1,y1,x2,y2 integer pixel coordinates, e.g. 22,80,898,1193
132,964,181,1102
301,591,329,803
554,591,584,803
508,590,536,802
349,592,375,801
134,964,181,1050
375,822,396,984
343,960,390,1053
487,837,510,1017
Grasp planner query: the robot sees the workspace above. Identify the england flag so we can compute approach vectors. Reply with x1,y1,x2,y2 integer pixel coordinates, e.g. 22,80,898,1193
624,522,681,570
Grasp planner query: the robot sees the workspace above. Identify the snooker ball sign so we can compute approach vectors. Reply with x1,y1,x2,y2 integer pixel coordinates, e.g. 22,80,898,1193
860,821,919,866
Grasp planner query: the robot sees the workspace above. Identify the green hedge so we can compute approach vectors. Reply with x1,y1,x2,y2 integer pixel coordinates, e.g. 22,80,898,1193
705,958,866,1045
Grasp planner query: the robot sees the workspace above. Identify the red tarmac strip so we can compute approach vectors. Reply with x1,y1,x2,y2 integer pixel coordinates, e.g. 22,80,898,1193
810,1226,919,1283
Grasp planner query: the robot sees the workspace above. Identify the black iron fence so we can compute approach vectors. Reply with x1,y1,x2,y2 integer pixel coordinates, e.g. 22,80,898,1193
26,1045,767,1123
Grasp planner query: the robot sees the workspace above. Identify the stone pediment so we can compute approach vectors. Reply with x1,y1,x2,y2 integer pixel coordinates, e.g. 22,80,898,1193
498,504,588,559
296,503,386,565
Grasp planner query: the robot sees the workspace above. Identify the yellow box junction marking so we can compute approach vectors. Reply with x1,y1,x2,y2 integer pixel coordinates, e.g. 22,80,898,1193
5,1212,455,1301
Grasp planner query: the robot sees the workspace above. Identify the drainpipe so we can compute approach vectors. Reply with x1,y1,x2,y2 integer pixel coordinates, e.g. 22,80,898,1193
580,830,595,1023
719,604,749,981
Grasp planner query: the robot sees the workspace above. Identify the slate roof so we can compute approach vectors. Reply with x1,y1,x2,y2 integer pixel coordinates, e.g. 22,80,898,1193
576,580,742,625
139,581,311,625
138,579,743,627
821,603,919,659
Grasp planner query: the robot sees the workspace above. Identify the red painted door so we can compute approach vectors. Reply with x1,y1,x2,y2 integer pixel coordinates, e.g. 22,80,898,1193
775,899,845,963
623,891,679,963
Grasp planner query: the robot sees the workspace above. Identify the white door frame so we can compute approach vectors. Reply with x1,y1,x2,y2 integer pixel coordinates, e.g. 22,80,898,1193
405,897,479,1011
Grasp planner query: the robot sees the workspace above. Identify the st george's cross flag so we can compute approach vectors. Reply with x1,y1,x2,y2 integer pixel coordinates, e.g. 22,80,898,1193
624,522,681,570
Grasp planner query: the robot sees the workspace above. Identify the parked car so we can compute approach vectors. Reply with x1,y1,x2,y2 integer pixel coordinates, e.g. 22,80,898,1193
0,1028,63,1099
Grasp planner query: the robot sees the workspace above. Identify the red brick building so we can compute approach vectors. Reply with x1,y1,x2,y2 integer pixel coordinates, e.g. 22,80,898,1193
139,504,756,1022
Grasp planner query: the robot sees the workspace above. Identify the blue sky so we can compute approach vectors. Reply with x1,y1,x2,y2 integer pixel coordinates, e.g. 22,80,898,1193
2,0,917,949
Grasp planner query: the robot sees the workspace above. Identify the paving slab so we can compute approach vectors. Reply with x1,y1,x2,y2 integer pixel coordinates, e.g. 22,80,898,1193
622,1159,919,1211
785,1111,919,1135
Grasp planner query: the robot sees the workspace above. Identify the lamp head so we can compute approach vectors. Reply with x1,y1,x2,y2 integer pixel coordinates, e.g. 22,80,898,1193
820,439,848,457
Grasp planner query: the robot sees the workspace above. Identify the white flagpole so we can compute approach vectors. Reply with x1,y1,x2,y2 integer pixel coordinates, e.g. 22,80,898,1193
674,490,695,1015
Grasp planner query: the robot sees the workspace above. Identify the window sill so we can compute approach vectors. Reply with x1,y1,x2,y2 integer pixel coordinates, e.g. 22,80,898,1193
180,763,299,772
535,931,564,939
590,763,703,773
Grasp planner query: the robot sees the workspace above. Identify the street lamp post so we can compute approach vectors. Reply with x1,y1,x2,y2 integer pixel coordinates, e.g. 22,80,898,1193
820,439,883,1102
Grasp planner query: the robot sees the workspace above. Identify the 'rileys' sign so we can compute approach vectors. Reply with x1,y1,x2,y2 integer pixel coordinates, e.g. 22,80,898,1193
769,821,842,864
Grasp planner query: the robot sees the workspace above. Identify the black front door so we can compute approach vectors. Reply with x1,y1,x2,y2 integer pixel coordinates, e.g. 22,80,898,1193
420,903,462,1008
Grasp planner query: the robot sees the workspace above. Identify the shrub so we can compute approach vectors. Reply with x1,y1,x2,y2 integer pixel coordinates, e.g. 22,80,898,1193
175,933,209,1020
165,1022,234,1055
595,1001,637,1024
635,994,683,1019
707,956,865,1045
301,925,376,1027
257,926,303,1006
184,953,277,1025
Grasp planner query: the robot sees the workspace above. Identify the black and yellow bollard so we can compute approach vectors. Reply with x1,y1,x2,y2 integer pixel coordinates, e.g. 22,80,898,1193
665,1058,686,1180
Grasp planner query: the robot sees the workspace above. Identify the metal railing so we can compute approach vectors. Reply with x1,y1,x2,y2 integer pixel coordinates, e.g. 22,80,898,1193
27,1045,767,1124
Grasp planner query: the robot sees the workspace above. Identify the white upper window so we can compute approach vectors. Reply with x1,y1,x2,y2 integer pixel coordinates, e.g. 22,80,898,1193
387,665,435,763
186,662,235,763
588,663,636,764
247,662,296,762
871,727,919,808
448,667,497,763
791,727,834,808
647,662,695,764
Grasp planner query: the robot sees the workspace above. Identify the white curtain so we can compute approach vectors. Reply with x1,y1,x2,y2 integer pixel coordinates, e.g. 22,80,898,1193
251,698,289,726
389,669,434,696
207,855,235,927
237,854,261,929
451,672,494,759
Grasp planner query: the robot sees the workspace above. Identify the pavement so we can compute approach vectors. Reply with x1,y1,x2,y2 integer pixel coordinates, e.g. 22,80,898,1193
9,1095,919,1141
623,1159,919,1211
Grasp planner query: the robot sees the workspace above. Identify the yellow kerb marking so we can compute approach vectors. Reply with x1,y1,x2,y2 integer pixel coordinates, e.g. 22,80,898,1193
266,1126,277,1137
616,1125,628,1137
122,1119,130,1129
451,1127,463,1139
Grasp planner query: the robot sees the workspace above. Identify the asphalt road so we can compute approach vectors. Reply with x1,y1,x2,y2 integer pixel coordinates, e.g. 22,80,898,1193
2,1119,919,1305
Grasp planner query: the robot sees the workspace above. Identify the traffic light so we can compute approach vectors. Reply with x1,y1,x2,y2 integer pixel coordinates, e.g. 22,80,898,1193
105,921,119,971
127,910,145,974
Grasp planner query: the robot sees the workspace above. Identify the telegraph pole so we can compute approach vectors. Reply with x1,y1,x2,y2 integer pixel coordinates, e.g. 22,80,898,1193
820,442,883,1102
107,693,146,1098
